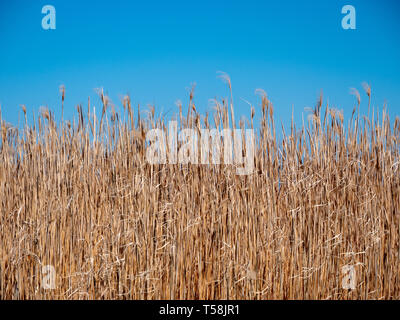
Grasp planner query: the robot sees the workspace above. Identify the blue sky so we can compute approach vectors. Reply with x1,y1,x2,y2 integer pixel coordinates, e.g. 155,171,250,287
0,0,399,130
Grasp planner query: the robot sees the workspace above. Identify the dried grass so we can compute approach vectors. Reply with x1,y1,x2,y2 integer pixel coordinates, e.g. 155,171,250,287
0,84,399,299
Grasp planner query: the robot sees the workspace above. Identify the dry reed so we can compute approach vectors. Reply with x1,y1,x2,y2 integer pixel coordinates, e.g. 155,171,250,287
0,84,399,299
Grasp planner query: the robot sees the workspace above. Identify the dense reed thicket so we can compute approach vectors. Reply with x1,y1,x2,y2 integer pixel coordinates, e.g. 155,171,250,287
0,82,399,299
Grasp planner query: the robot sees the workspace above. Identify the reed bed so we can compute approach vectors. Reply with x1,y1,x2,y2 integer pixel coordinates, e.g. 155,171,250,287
0,83,399,299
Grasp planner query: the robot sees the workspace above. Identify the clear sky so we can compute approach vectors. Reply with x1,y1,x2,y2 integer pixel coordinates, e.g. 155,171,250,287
0,0,399,130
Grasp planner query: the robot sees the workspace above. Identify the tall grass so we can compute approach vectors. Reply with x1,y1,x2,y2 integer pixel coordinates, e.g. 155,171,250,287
0,83,399,299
